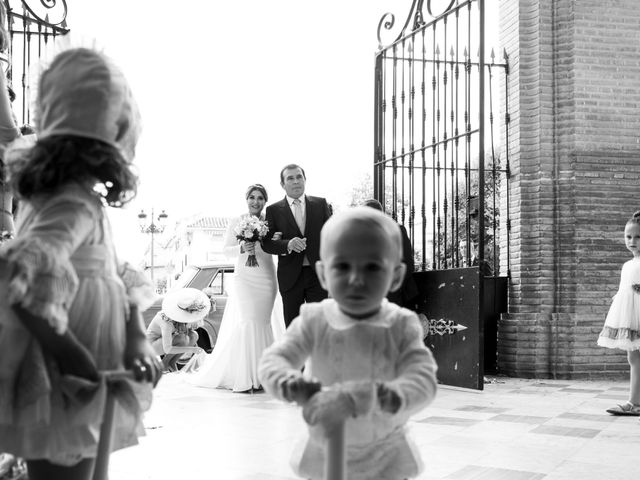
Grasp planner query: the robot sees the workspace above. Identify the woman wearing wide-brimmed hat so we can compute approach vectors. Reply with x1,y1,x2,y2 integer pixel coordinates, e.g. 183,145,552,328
146,288,211,372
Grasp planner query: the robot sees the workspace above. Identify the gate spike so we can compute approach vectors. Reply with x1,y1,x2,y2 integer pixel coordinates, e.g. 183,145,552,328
450,46,454,59
490,48,495,64
463,47,468,58
435,44,440,57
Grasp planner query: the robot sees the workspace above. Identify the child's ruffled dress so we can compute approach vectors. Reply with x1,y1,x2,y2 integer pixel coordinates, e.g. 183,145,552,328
598,258,640,351
0,183,156,466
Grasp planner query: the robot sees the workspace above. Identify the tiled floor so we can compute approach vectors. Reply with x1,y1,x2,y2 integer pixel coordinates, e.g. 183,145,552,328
109,374,640,479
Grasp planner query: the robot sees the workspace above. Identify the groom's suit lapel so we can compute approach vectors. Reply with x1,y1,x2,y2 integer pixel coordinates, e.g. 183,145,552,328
304,196,315,234
278,197,302,236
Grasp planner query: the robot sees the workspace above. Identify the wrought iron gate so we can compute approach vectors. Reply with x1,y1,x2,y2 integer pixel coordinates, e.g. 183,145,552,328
374,0,510,389
2,0,68,127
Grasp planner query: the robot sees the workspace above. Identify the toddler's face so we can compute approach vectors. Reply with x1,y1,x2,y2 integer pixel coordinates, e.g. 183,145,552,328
625,222,640,257
316,223,405,318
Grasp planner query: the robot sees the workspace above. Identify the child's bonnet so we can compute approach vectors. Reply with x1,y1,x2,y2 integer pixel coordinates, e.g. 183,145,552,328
35,47,141,162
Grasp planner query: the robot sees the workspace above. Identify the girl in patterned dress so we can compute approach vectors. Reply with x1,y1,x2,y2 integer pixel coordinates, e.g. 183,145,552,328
0,48,162,479
598,211,640,415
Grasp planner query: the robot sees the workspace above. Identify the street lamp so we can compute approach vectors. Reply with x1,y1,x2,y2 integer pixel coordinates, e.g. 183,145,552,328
138,208,168,284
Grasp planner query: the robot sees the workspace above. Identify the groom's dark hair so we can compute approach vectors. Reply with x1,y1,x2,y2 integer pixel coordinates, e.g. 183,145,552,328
280,164,306,183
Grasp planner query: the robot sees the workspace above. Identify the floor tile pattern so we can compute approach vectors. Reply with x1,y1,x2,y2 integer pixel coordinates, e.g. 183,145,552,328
109,375,640,479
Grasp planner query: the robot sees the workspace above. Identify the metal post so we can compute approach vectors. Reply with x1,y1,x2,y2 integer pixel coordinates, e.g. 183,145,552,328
478,0,485,268
93,370,135,480
150,208,155,283
325,421,345,480
139,208,168,288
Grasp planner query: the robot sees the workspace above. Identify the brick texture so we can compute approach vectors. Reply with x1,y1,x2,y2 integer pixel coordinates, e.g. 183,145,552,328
498,0,640,378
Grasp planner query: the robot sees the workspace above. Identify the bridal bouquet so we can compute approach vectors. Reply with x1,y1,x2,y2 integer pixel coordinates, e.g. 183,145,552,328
235,215,269,267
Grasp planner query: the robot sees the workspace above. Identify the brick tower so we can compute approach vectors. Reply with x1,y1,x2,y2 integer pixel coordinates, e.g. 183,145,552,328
498,0,640,378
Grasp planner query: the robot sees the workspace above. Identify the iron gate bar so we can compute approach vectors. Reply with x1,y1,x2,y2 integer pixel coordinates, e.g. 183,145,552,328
431,26,436,268
464,3,472,269
380,56,503,67
478,0,485,302
24,13,29,124
410,41,416,245
401,37,406,227
374,128,481,165
503,49,511,278
420,27,427,270
20,10,25,120
392,43,397,221
488,61,496,275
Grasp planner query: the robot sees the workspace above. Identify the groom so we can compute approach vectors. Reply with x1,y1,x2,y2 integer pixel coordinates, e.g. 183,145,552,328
262,164,331,327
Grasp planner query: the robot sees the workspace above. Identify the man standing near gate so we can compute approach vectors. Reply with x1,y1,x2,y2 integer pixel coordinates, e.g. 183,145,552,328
262,164,331,327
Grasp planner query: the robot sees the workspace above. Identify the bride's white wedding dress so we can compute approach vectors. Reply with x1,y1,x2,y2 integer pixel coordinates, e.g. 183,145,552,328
184,215,285,391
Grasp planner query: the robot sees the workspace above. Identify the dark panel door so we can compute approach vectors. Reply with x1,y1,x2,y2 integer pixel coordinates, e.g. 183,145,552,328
414,267,483,390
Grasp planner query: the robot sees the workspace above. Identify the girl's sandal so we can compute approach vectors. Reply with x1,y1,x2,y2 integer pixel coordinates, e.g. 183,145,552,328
606,402,640,416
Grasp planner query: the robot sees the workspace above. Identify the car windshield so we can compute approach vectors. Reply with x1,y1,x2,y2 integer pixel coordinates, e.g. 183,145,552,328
174,266,199,289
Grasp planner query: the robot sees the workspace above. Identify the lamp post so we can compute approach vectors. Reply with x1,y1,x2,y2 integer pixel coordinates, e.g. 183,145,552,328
138,208,168,284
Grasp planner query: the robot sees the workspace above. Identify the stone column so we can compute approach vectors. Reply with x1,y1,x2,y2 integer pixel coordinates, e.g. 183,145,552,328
498,0,640,378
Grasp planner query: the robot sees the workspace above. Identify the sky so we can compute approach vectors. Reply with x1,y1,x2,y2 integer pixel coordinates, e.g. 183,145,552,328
61,0,498,263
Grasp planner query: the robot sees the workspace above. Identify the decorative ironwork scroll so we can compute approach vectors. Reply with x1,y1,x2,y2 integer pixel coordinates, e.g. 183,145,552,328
418,313,468,337
19,0,67,28
377,0,457,50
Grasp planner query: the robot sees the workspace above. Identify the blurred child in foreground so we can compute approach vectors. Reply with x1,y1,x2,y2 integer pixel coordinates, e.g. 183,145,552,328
259,206,438,480
0,47,161,480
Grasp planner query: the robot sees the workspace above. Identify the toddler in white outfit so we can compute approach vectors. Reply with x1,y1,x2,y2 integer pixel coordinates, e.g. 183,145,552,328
259,206,438,480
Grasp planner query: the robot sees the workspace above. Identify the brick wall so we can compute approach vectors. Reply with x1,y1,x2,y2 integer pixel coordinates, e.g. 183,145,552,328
498,0,640,378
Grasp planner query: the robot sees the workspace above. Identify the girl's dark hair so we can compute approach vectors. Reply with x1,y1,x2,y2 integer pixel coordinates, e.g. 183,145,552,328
7,135,138,207
362,198,383,211
628,211,640,224
245,183,268,202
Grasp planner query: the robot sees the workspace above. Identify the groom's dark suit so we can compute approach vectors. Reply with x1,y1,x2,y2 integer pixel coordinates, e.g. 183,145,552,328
262,195,331,327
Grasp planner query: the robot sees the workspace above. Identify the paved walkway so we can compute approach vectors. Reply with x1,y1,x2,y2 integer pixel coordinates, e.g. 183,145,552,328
109,373,639,479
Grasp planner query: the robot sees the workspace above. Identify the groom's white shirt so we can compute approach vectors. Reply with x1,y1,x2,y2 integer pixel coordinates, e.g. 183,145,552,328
285,194,308,263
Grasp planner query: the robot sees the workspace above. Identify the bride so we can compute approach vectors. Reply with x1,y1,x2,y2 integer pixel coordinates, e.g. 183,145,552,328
184,183,285,392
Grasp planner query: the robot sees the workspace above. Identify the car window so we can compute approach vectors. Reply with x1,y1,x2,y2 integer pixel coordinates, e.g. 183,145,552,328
222,269,235,295
208,270,223,295
208,268,236,295
189,268,220,290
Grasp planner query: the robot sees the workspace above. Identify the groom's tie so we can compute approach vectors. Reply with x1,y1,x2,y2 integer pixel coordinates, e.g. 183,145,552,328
293,198,305,235
293,198,310,266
